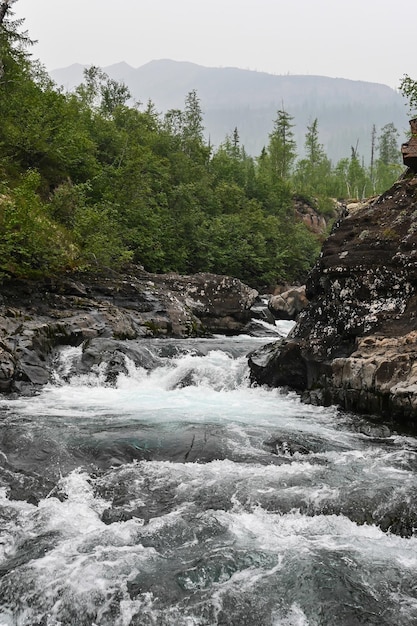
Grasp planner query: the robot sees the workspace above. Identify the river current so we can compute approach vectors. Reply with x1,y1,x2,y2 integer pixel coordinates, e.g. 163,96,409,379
1,321,417,625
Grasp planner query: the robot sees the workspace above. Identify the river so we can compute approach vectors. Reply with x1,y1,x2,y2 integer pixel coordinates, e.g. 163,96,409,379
1,322,417,625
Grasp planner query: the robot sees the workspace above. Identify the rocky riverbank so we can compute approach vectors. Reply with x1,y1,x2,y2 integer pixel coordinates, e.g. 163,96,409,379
0,269,258,394
249,169,417,426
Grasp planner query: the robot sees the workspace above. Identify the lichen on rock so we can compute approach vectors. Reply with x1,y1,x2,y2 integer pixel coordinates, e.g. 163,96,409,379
249,169,417,427
0,269,258,393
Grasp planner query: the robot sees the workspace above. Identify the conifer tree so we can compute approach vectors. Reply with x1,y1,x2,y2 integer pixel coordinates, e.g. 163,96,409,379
268,108,297,179
377,123,400,166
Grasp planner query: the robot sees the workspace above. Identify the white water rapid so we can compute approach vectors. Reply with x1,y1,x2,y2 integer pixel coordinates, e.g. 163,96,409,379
1,322,417,625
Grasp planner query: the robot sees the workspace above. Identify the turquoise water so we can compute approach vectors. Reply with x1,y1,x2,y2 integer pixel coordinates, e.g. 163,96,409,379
0,333,417,625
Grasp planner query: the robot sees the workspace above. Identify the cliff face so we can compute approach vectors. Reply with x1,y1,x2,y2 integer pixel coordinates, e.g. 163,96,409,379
249,170,417,425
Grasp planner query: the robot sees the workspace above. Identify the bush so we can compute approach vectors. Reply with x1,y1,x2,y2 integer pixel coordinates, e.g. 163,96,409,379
0,171,77,277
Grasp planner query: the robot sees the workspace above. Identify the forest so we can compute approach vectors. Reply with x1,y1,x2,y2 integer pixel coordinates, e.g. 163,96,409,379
0,2,408,289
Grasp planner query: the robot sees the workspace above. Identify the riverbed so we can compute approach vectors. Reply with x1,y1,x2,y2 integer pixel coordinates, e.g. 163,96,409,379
1,325,417,625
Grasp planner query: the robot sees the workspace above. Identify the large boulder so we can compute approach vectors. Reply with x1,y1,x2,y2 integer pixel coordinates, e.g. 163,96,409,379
249,170,417,426
158,272,258,333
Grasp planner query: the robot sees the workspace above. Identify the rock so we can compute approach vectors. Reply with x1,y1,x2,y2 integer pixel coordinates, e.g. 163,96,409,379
249,339,308,391
249,299,276,325
263,436,310,456
14,346,50,386
0,347,15,391
0,454,56,504
293,195,339,235
101,508,135,524
356,421,392,439
241,320,283,337
268,286,308,320
76,337,162,384
249,170,417,426
160,272,258,333
0,268,258,393
401,118,417,172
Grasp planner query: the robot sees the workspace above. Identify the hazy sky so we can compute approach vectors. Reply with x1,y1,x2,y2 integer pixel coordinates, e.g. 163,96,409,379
13,0,416,90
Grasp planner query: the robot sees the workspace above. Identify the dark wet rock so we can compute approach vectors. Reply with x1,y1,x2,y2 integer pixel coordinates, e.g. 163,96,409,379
14,346,50,386
241,319,282,337
101,504,159,525
377,501,417,537
262,431,347,457
0,532,60,578
170,370,195,389
356,421,392,439
0,269,257,393
249,300,276,324
263,437,310,456
62,337,163,383
0,348,15,391
248,339,308,391
249,170,417,425
101,507,136,524
0,455,56,505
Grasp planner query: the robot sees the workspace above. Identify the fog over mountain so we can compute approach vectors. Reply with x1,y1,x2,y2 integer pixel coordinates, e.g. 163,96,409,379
51,60,407,164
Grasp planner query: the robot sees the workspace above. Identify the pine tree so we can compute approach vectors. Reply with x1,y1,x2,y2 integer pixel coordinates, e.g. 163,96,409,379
294,118,331,199
0,0,33,84
377,123,400,166
183,89,204,144
268,108,297,179
374,123,402,191
305,118,325,165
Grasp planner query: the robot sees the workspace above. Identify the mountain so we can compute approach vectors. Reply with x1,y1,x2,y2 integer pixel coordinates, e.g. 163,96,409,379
50,60,408,164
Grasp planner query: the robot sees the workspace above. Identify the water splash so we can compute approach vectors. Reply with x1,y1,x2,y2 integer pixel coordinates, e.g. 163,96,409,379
1,334,417,624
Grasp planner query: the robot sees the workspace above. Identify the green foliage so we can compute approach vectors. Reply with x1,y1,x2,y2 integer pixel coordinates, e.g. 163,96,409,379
0,9,407,287
294,118,333,201
75,65,131,117
377,123,400,165
73,203,132,269
400,74,417,115
373,123,403,192
267,109,297,180
0,171,76,277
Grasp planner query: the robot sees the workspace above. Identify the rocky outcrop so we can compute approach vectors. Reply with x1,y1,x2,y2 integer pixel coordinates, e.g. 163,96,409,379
268,285,308,320
249,170,417,426
0,269,257,393
401,118,417,172
293,195,340,235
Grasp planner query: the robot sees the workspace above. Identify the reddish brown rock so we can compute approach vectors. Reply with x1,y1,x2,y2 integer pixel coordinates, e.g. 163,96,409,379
402,118,417,172
269,286,308,320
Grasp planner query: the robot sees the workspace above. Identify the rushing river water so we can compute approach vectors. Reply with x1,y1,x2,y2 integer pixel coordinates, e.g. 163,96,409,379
1,322,417,625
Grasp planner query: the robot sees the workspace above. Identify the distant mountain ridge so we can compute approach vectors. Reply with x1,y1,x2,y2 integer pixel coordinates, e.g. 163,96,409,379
50,60,407,163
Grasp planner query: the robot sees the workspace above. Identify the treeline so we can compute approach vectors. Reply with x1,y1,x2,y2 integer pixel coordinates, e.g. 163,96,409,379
0,4,404,287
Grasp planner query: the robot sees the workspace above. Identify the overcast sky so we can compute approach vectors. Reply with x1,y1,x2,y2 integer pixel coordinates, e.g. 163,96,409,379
13,0,416,90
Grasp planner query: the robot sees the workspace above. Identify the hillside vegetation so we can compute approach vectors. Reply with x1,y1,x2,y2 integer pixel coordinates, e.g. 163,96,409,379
0,4,405,288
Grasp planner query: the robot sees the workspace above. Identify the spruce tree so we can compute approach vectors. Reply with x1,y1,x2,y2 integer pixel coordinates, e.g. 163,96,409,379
267,108,297,180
